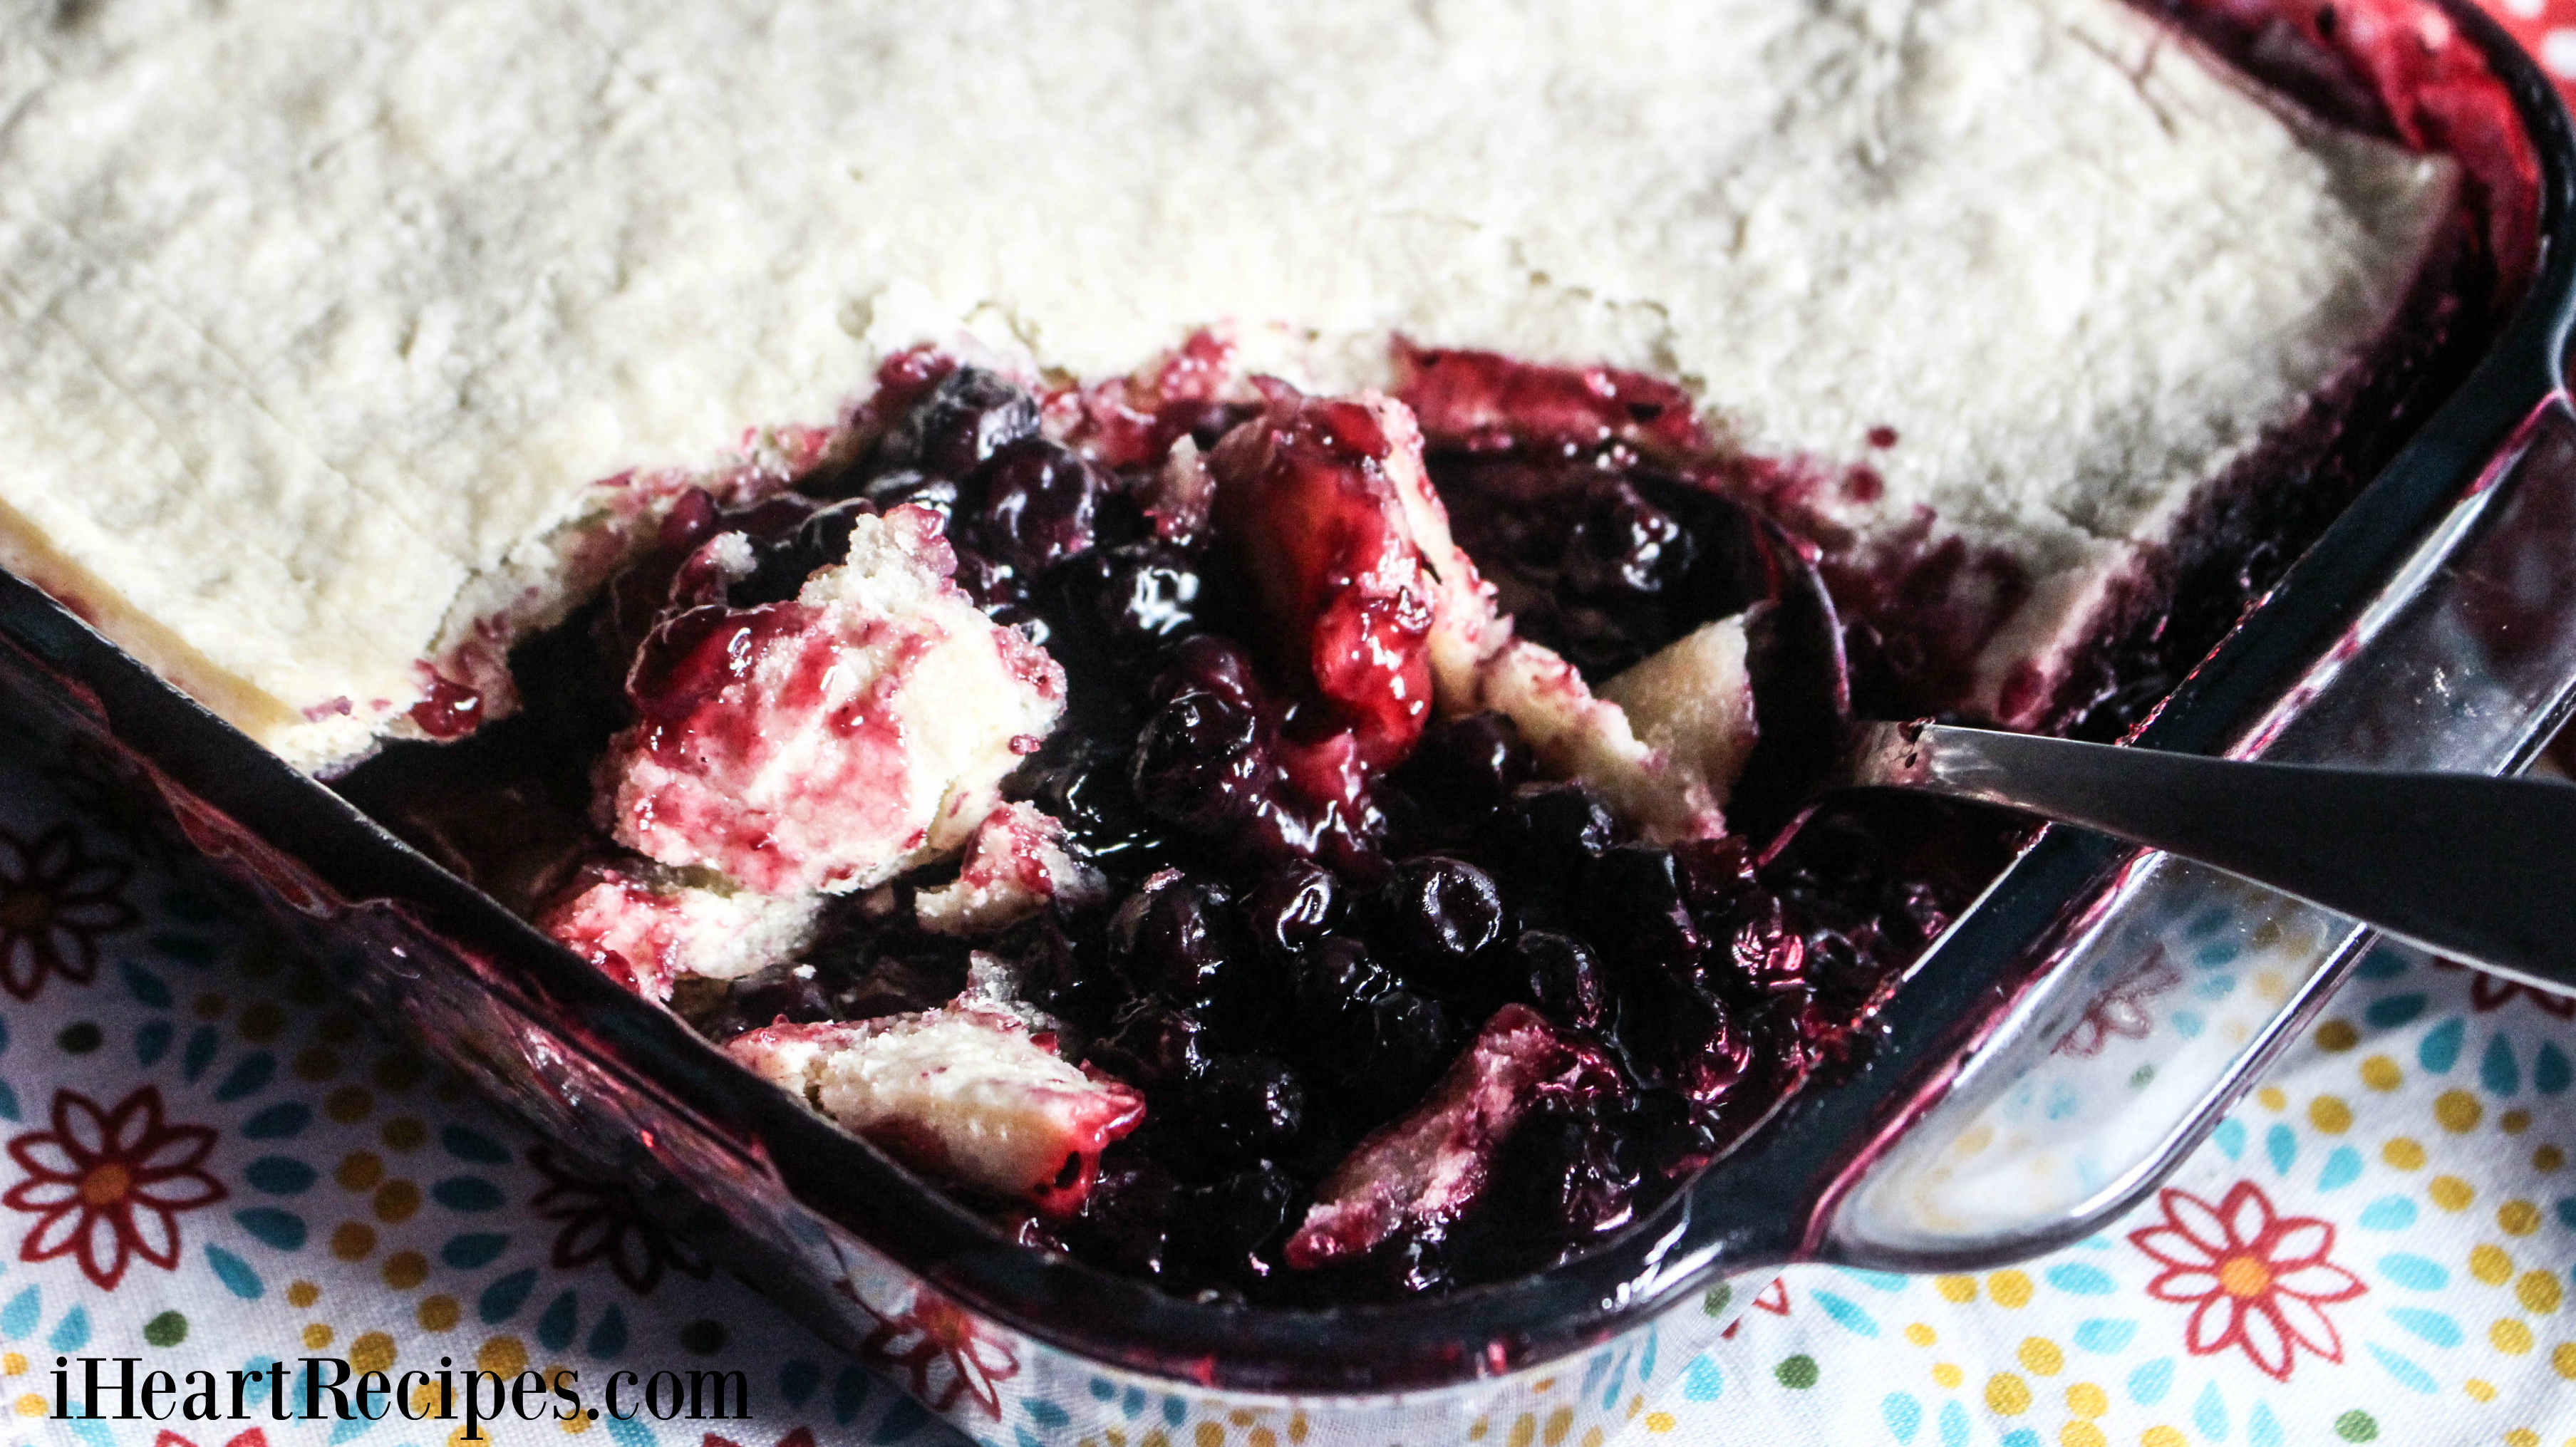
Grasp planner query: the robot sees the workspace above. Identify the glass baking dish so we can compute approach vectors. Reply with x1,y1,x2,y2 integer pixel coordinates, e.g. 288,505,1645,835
0,1,2569,1440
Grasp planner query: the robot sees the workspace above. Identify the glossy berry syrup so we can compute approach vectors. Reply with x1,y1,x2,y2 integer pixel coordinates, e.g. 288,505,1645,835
332,353,2011,1303
672,358,2007,1301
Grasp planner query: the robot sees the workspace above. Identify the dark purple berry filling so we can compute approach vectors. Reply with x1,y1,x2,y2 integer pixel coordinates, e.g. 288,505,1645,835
330,355,2025,1302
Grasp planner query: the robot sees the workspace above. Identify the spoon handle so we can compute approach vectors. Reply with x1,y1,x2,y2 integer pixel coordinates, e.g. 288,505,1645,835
1840,722,2576,995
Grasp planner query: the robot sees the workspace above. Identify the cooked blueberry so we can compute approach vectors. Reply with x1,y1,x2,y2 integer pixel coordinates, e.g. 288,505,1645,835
799,497,876,564
1338,989,1455,1107
861,469,961,522
700,965,832,1039
830,958,966,1023
724,492,821,546
1183,1055,1305,1162
788,455,872,502
1149,634,1261,706
973,438,1107,574
1467,1102,1639,1269
1108,875,1238,1002
1379,856,1504,962
1092,1003,1211,1090
1395,711,1533,818
1502,782,1617,864
1726,896,1808,995
1618,976,1750,1112
1072,1157,1181,1278
730,497,876,605
1290,937,1390,1031
1511,930,1605,1029
1243,862,1339,963
1562,478,1693,598
951,548,1020,609
1627,1089,1722,1179
1585,846,1703,968
1013,735,1164,863
1082,544,1203,653
1181,1161,1298,1270
878,366,1040,478
1130,688,1268,834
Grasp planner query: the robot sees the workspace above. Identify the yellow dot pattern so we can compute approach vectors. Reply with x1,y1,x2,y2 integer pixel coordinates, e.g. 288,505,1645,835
2059,1424,2106,1447
2142,1427,2186,1447
2256,1086,2287,1111
2359,1055,2402,1091
1935,1275,1977,1303
301,1324,333,1351
14,1394,45,1419
2313,1019,2359,1051
1985,1374,2031,1416
2384,1137,2427,1170
2537,1145,2567,1173
1987,1271,2034,1309
286,1280,321,1309
477,1336,529,1378
2500,1199,2543,1237
2502,1109,2533,1135
2518,1270,2562,1315
351,1332,395,1374
2307,1096,2352,1134
2065,1383,2108,1418
1905,1323,1936,1347
384,1250,430,1290
2507,1431,2539,1447
2436,1089,2483,1133
2431,1176,2476,1211
2555,1342,2576,1380
325,1084,374,1123
1932,1364,1964,1390
2473,1244,2515,1285
2468,1377,2500,1401
2493,1318,2536,1355
2017,1338,2063,1376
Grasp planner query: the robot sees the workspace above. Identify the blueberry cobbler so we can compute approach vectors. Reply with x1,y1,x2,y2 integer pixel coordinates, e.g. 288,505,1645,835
0,0,2528,1298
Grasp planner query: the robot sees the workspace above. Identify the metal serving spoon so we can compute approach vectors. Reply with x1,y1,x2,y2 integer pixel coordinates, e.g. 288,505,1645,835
1727,519,2576,997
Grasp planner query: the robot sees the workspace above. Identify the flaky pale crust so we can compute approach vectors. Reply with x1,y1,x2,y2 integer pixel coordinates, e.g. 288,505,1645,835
0,0,2450,767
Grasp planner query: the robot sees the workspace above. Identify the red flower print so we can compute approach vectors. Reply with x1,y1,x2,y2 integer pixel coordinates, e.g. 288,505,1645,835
528,1143,708,1295
5,1086,225,1289
154,1429,270,1447
858,1293,1019,1419
2128,1181,2364,1381
0,824,138,999
1720,1275,1791,1339
2431,958,2576,1019
2057,948,2182,1057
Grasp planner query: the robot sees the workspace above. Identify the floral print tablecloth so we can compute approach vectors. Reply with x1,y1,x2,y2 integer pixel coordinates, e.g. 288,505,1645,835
7,731,2576,1447
11,7,2576,1442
